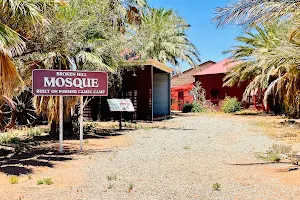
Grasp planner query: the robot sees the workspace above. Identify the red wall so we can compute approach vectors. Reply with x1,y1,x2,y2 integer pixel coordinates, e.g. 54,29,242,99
171,89,194,111
195,73,247,106
122,67,152,120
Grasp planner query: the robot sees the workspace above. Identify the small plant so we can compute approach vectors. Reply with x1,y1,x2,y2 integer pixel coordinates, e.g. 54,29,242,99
0,134,20,145
212,182,221,191
183,145,191,150
37,180,44,185
9,176,19,184
108,183,114,189
128,183,134,193
27,127,42,137
221,97,242,113
260,152,281,162
28,175,32,180
43,178,54,185
258,144,296,162
135,125,142,130
84,124,95,133
143,127,152,131
182,102,203,113
107,174,117,181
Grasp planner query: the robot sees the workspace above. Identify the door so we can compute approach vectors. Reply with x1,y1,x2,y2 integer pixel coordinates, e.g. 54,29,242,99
153,73,170,117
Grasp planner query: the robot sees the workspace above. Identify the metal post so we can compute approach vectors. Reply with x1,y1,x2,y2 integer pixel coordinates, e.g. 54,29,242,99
80,96,84,151
119,111,122,130
59,96,63,153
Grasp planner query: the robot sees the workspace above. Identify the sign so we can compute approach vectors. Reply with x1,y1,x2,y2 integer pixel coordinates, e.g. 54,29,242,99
107,99,135,112
32,69,108,96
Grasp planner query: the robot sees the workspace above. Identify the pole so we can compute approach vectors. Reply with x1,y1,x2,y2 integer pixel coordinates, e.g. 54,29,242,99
59,96,63,153
119,111,122,130
80,96,84,151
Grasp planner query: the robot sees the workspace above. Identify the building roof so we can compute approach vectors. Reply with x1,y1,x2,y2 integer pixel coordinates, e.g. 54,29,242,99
171,61,216,87
172,60,216,78
126,59,173,73
171,83,194,92
193,58,239,76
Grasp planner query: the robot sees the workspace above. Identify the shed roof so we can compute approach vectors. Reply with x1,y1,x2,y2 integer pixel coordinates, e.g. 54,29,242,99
193,58,239,76
126,59,173,73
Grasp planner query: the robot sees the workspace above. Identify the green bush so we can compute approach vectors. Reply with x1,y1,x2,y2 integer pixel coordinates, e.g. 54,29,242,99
43,178,54,185
0,134,20,145
37,180,44,185
84,124,95,134
27,127,42,137
191,102,203,113
182,103,193,113
182,102,203,113
9,176,19,184
221,97,242,113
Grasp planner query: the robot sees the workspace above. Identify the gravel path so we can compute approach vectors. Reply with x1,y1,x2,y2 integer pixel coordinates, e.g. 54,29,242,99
24,115,300,199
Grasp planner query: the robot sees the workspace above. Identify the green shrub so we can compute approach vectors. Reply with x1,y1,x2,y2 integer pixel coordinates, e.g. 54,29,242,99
191,102,203,113
84,124,95,133
43,178,54,185
182,102,203,113
257,144,296,162
37,180,44,185
212,182,221,191
221,97,242,113
27,127,41,137
9,176,19,184
182,103,193,113
0,134,20,145
107,174,117,181
128,183,134,193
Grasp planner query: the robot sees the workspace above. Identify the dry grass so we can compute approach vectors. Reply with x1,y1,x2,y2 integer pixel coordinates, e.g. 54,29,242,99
205,112,300,146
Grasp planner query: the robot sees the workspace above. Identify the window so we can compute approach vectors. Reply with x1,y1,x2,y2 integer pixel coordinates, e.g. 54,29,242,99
178,91,184,100
210,89,219,99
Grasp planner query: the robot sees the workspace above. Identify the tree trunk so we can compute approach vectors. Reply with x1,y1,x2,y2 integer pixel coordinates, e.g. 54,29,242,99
50,121,57,136
63,111,73,137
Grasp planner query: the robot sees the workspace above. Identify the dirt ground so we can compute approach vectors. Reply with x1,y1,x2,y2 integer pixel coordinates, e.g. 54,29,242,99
1,113,300,199
0,129,133,200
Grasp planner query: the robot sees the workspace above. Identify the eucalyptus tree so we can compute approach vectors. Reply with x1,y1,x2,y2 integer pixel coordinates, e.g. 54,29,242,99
132,8,200,68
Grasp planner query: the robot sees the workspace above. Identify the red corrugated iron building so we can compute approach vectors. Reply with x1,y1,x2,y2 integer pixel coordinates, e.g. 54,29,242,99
171,61,216,110
193,58,248,108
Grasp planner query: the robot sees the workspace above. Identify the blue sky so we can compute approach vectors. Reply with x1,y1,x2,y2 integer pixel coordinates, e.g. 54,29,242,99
149,0,241,71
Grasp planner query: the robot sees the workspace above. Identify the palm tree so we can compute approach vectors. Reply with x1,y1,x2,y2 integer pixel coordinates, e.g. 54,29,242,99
224,20,300,117
133,8,200,68
223,23,281,89
17,0,143,135
213,0,300,28
0,0,58,97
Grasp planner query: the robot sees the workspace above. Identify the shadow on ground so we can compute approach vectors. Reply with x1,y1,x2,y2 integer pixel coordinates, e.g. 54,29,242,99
0,129,125,175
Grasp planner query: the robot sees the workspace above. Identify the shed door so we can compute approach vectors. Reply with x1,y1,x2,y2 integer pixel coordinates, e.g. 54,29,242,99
153,73,170,117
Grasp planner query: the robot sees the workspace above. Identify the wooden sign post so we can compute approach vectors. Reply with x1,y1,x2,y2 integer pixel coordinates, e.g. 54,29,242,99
32,69,108,153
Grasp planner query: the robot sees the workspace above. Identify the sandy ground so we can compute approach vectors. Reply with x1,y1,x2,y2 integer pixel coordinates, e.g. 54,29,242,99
2,114,300,200
0,133,132,200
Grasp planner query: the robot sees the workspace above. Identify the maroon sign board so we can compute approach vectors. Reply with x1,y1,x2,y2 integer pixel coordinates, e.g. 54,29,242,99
32,69,108,96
